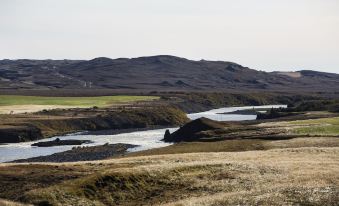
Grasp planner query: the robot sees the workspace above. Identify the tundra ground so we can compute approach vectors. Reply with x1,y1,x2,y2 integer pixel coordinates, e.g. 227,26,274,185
0,145,338,206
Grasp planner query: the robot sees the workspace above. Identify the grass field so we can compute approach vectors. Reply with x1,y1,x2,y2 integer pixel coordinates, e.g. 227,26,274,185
0,95,158,107
288,117,339,136
0,95,158,114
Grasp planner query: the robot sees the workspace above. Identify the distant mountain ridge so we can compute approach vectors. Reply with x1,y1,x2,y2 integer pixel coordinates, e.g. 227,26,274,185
0,55,338,92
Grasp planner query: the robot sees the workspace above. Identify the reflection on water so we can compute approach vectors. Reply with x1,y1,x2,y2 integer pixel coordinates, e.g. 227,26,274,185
0,105,286,162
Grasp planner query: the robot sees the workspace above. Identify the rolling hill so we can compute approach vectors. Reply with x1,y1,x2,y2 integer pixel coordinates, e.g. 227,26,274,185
0,55,338,92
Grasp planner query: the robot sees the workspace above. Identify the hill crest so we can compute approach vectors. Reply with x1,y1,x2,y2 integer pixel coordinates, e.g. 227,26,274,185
0,55,338,92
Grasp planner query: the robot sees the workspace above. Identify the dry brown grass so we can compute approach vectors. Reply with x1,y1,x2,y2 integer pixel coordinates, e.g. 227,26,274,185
0,199,32,206
159,147,339,206
1,146,338,205
127,137,339,157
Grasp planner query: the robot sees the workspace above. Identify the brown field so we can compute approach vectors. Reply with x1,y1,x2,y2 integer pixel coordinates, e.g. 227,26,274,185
128,136,339,157
0,138,338,205
0,199,32,206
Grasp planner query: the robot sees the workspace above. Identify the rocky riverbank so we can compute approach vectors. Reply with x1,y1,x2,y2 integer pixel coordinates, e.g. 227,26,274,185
31,138,92,147
12,143,137,163
0,106,189,143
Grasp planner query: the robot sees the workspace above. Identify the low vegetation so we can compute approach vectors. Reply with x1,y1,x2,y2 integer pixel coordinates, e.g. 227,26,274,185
257,99,339,119
289,117,339,136
288,100,339,112
0,95,158,114
171,92,318,113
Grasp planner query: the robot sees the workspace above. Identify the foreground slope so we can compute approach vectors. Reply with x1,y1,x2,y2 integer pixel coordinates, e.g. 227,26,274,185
0,146,338,205
1,56,339,92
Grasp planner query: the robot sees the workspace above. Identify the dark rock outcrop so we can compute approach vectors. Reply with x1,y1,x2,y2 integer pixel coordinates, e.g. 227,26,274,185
164,117,225,142
31,138,92,147
0,126,42,143
164,129,171,140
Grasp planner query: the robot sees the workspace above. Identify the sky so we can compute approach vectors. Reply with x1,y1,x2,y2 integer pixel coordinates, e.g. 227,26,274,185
0,0,338,73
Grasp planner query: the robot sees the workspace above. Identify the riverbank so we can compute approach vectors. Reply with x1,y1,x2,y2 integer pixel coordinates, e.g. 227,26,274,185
165,112,339,142
0,92,323,144
0,106,188,143
10,111,339,163
0,105,286,163
0,126,176,163
11,143,137,163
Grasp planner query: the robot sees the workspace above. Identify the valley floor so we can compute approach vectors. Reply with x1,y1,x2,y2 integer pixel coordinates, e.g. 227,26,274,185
0,94,338,205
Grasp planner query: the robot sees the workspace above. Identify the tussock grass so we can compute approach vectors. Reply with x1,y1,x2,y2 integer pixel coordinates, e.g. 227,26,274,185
0,199,32,206
3,147,338,206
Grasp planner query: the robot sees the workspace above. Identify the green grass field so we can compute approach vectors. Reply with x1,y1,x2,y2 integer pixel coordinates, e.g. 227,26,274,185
0,95,159,107
288,117,339,136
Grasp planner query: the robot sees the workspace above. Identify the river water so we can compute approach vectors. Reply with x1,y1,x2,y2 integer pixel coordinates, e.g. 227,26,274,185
0,105,285,162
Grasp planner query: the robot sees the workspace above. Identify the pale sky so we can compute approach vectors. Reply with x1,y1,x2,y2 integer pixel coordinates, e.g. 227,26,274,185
1,0,338,73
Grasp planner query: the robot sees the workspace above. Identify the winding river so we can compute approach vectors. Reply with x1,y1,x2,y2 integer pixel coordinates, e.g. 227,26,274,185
0,105,285,162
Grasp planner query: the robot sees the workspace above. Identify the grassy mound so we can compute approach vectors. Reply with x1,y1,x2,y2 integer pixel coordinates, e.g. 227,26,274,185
23,168,196,206
164,117,229,142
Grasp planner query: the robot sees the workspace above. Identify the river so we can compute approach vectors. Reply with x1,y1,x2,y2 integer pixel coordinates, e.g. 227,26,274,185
0,105,285,162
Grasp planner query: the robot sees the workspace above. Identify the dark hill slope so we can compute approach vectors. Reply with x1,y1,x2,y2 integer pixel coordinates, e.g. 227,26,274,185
0,55,338,92
0,59,83,89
